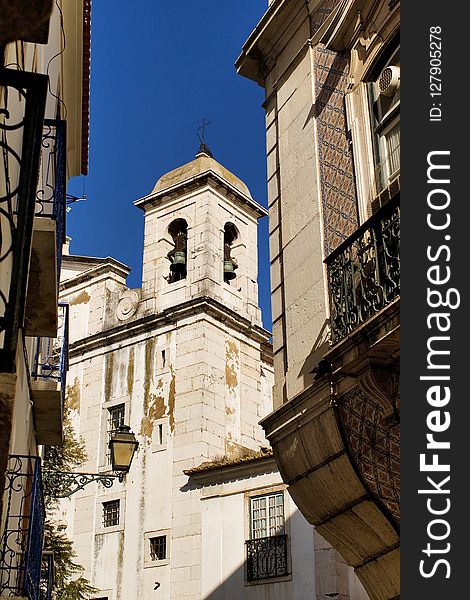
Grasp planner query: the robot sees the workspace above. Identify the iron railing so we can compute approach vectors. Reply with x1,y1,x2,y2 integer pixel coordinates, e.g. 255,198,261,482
32,302,69,405
246,534,289,582
325,195,400,344
0,455,45,599
0,68,48,372
36,119,67,277
39,552,54,600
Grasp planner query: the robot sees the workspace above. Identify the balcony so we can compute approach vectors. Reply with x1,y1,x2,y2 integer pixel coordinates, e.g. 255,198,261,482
245,535,289,582
31,303,69,445
0,68,47,373
39,552,54,600
325,195,400,345
261,200,400,600
25,119,67,339
0,455,46,600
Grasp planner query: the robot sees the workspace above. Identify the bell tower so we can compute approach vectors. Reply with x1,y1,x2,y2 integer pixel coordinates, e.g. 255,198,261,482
135,151,267,324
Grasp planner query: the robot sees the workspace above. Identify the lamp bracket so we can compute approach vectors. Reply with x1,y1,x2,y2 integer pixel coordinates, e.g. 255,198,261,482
43,470,124,498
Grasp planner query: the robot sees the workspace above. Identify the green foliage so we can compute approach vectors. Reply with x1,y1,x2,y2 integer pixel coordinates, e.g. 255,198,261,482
43,523,98,600
43,418,87,506
42,411,97,599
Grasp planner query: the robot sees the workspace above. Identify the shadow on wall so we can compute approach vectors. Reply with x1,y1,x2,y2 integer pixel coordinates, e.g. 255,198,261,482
202,514,306,600
199,511,369,600
298,318,330,389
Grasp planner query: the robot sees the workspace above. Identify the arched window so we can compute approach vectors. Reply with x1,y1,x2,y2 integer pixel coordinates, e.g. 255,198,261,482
167,219,188,283
223,223,238,283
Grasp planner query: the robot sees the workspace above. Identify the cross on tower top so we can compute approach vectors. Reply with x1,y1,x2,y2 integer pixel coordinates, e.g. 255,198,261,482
196,119,213,158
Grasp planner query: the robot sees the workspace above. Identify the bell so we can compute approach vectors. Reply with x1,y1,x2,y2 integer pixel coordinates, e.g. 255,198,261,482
170,251,186,273
224,259,237,281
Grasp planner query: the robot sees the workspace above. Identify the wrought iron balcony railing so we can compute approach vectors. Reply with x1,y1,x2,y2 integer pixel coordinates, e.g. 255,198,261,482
325,196,400,344
0,68,48,372
32,302,69,403
245,534,289,582
36,119,67,276
0,455,46,600
39,552,54,600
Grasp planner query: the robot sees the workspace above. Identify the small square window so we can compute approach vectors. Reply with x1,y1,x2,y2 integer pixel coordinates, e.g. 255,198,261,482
108,404,125,432
152,418,168,452
149,535,167,561
102,500,120,528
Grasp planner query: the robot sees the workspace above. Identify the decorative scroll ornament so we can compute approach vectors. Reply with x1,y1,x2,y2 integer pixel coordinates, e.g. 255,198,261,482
116,290,140,321
326,196,400,344
358,364,400,425
42,470,123,498
245,535,289,582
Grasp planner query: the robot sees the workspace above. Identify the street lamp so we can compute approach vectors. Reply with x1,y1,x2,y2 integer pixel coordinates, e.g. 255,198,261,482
108,425,139,473
43,425,139,498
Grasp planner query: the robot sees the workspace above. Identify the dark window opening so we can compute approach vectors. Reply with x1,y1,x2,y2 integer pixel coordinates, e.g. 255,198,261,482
167,219,188,283
223,223,238,283
103,500,120,528
150,535,167,561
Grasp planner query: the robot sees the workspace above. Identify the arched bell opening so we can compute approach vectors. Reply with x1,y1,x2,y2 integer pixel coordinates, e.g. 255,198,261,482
223,222,238,284
167,219,188,283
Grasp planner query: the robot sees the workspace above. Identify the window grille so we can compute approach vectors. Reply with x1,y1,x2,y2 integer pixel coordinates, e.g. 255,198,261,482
149,536,167,561
102,500,120,528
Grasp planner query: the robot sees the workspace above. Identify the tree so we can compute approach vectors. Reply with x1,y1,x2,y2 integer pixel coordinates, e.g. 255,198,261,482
42,412,98,599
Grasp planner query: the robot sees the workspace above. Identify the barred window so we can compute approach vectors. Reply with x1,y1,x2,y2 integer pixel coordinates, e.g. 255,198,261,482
102,500,120,528
149,535,167,561
108,404,125,432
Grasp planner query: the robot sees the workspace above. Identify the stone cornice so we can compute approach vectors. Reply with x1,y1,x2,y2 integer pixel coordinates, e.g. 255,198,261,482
184,455,278,486
236,0,323,85
60,257,131,292
68,295,272,359
135,172,267,220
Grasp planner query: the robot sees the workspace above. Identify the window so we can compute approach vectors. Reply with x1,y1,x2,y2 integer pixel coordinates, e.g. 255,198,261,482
102,500,120,528
246,492,289,582
250,492,285,539
369,46,400,198
108,404,125,431
144,529,170,566
149,535,167,561
107,404,125,464
152,417,168,452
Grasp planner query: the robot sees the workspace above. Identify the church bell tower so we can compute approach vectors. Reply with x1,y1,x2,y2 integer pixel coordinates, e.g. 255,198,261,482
135,150,267,325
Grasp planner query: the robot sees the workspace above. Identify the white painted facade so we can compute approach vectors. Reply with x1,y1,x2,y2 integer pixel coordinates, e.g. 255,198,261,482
59,154,368,600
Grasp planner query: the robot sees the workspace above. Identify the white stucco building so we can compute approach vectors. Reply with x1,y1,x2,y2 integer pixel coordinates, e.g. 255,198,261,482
59,151,369,600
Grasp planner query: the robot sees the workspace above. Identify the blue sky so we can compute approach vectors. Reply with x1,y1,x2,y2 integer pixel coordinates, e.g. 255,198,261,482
67,1,272,329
